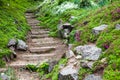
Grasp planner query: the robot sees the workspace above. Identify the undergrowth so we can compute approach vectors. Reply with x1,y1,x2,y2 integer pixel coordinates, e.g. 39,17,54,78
0,0,36,67
26,58,67,80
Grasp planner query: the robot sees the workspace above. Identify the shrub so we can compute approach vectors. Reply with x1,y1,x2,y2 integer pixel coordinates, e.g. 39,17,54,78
79,0,91,8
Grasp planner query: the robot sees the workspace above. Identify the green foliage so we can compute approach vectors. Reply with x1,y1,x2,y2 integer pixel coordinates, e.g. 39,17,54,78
37,62,49,73
26,58,67,80
26,62,49,72
103,66,120,80
26,64,38,72
5,67,17,80
33,0,120,79
0,60,6,67
79,0,91,8
45,58,67,80
0,0,35,67
78,68,92,80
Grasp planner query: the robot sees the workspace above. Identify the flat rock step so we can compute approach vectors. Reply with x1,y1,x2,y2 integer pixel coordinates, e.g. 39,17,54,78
32,28,49,31
0,68,7,72
26,18,38,21
29,23,39,26
26,13,33,15
8,60,47,68
30,34,49,38
25,15,33,17
29,42,61,47
15,69,39,80
31,38,56,43
28,21,40,24
18,54,55,61
29,41,61,46
31,30,49,35
29,46,56,53
31,26,45,29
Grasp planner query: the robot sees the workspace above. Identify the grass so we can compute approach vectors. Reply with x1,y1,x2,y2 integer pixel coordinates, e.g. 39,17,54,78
0,0,36,67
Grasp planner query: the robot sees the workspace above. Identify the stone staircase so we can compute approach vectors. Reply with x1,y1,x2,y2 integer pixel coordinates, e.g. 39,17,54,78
4,13,67,80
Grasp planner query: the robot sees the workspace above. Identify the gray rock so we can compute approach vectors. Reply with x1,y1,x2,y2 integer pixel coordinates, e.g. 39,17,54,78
5,55,10,62
100,58,107,64
0,73,10,80
92,24,108,35
59,64,65,69
48,60,58,72
9,46,17,58
115,24,120,30
17,39,28,51
74,45,102,60
63,23,71,26
7,39,17,47
63,29,70,38
84,74,102,80
9,46,15,51
69,16,76,21
75,55,82,60
66,50,75,58
81,61,95,69
58,65,78,80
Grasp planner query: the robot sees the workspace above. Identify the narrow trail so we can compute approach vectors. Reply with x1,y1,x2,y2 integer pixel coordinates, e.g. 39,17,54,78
6,13,67,80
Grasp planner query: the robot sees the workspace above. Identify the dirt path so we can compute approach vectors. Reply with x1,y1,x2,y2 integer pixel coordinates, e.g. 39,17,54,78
6,13,67,80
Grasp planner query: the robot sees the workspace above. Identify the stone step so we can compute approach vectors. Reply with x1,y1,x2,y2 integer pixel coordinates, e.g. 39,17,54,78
0,68,7,72
8,60,48,68
25,13,34,16
25,13,35,18
18,54,55,61
31,26,45,29
30,34,49,38
28,21,40,24
31,30,49,35
31,38,56,43
29,23,39,26
31,29,49,32
29,40,62,46
15,69,39,80
29,42,61,47
29,46,56,53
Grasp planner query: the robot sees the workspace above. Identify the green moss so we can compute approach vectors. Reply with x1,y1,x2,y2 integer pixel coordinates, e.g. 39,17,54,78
0,0,36,67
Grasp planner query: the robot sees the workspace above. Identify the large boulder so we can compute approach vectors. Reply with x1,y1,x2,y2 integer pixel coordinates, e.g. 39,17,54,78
7,39,17,47
84,74,102,80
115,24,120,30
92,24,108,35
74,45,102,60
58,65,78,80
17,39,28,51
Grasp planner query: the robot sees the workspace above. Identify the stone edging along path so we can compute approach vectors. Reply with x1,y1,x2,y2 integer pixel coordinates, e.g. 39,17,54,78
2,13,67,80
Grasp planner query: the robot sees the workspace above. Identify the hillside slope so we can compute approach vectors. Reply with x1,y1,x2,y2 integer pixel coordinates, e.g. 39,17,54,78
33,0,120,79
0,0,35,67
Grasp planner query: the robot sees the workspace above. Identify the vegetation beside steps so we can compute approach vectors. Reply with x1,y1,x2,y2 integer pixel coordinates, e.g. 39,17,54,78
26,58,67,80
0,0,120,80
29,0,120,80
0,0,38,67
